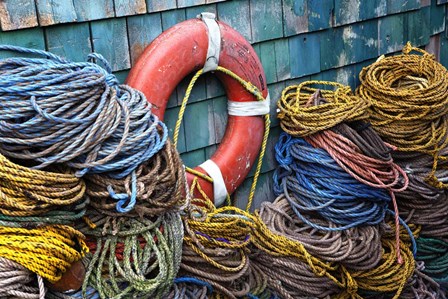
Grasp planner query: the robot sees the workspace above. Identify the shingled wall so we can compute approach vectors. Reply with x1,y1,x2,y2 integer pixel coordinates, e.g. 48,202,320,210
0,0,446,209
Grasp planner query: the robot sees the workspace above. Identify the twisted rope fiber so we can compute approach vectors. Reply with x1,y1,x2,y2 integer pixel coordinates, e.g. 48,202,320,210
416,237,448,285
357,42,448,188
162,277,212,299
69,211,183,299
399,261,447,299
0,224,87,284
0,152,87,224
0,45,168,213
259,195,383,271
0,257,46,299
273,133,391,230
86,138,187,217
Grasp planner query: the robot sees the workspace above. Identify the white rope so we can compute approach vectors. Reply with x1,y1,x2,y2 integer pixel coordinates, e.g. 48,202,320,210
228,93,270,116
199,159,228,206
198,12,221,73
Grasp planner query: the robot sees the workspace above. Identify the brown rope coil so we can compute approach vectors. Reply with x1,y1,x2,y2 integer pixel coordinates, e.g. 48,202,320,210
357,42,448,188
85,139,187,217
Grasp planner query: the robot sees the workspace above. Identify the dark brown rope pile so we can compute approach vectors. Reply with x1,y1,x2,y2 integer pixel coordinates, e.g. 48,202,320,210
85,139,187,217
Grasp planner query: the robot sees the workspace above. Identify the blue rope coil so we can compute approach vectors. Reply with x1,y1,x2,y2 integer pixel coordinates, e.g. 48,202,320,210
273,132,391,231
0,45,167,180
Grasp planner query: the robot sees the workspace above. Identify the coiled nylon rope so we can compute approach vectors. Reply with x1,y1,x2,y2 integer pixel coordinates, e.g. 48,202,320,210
416,237,448,284
357,42,448,189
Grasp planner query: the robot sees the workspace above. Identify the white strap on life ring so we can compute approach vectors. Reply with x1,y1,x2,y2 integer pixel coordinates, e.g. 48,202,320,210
199,159,228,206
199,12,221,73
228,93,271,116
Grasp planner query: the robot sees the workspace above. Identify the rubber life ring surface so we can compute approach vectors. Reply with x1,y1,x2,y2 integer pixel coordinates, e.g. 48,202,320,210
126,18,268,204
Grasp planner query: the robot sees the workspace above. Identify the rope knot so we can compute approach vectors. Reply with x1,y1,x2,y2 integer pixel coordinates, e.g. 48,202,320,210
402,42,413,55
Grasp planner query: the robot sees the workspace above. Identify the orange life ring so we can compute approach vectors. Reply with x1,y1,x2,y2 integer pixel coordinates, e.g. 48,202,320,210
126,14,268,205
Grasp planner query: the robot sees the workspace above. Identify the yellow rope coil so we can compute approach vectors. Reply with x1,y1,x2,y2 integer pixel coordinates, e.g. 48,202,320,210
357,42,448,188
0,153,85,216
277,80,370,137
0,224,87,283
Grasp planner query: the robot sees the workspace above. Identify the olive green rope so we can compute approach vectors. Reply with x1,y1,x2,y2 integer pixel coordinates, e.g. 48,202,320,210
173,66,270,211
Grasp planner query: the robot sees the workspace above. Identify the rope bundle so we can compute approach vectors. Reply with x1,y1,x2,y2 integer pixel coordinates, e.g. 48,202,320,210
416,237,448,285
357,42,448,188
73,211,183,299
0,46,167,180
400,261,447,299
259,195,382,270
277,81,369,137
274,133,391,230
86,139,187,216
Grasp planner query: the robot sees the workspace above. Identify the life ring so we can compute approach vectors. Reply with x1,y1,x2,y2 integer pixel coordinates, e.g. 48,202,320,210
126,13,269,205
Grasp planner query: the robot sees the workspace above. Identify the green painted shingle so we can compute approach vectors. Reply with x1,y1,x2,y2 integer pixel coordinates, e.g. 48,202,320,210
0,0,38,30
36,0,77,26
146,0,176,12
114,0,146,17
251,0,283,42
0,28,45,58
46,23,92,62
217,0,251,42
289,32,321,77
73,0,114,22
282,0,308,36
127,13,162,65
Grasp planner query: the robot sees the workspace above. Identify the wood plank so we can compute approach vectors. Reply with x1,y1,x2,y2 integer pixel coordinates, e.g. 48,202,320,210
378,13,405,55
0,28,45,59
274,39,291,81
387,0,421,14
127,13,162,65
177,74,207,104
437,0,448,4
114,0,146,17
184,100,216,151
36,0,77,26
212,96,227,143
308,0,333,31
91,18,131,71
267,81,286,128
178,0,206,8
251,0,283,42
217,0,251,42
405,7,430,47
164,106,187,153
0,0,38,30
282,0,308,36
233,172,275,211
185,4,217,19
112,70,129,84
289,32,320,77
430,0,446,34
46,23,92,62
334,0,360,26
146,0,176,12
161,9,186,31
205,73,226,99
258,41,277,84
180,148,206,168
73,0,114,22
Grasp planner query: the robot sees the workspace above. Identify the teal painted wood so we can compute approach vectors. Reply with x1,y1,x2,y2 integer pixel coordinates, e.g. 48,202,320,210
212,96,227,143
308,0,333,31
184,100,216,151
387,0,421,14
217,0,251,42
73,0,114,22
113,70,130,84
289,32,320,77
36,0,77,26
438,0,448,4
440,35,448,67
46,23,91,62
378,13,405,54
164,106,187,153
146,0,176,12
321,19,378,70
250,0,283,42
233,172,275,211
180,148,206,168
205,144,217,160
91,18,131,71
258,41,277,84
178,0,206,9
185,4,217,19
334,0,361,25
430,0,446,34
274,39,291,81
177,74,207,104
161,9,186,31
247,124,280,178
359,0,387,20
353,58,376,87
167,89,178,109
405,7,430,47
127,13,162,65
267,81,286,127
310,65,355,88
0,28,45,58
205,74,226,99
0,0,38,31
282,0,308,36
114,0,146,17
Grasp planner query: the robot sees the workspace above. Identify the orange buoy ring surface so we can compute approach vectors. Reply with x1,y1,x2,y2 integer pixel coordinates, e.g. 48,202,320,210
126,13,268,205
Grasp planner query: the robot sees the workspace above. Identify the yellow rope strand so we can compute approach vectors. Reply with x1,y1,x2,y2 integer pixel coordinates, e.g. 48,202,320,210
357,42,448,188
175,66,270,211
0,224,87,283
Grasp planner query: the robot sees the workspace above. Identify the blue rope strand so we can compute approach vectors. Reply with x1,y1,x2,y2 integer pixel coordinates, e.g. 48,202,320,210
273,132,391,231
